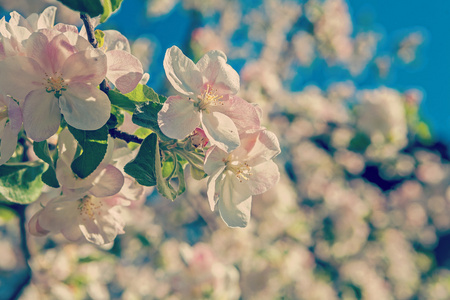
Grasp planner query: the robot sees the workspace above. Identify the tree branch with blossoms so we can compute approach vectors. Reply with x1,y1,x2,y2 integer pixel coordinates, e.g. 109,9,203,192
0,0,280,250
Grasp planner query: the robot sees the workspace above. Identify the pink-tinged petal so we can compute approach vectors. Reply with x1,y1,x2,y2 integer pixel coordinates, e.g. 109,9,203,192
103,30,131,52
25,32,51,73
204,146,227,175
218,171,252,228
37,6,57,29
119,177,144,201
28,211,50,237
0,56,45,100
6,96,22,132
106,50,143,93
59,83,110,131
243,129,281,165
61,49,107,86
26,32,76,74
163,46,204,96
157,95,200,139
232,129,281,165
62,30,91,51
53,23,79,34
23,89,60,141
206,166,225,210
90,165,125,197
38,195,81,234
0,123,19,165
196,50,240,95
79,205,124,245
201,111,240,152
247,160,280,195
210,95,261,133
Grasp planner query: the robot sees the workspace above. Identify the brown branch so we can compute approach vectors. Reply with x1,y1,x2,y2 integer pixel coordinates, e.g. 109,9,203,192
109,128,143,144
80,13,110,94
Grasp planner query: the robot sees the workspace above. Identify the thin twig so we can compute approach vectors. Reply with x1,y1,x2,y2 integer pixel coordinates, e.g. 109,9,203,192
80,13,110,94
109,128,143,144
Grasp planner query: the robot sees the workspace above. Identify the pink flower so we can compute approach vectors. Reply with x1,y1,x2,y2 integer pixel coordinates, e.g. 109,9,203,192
0,94,22,165
158,46,260,152
80,23,144,93
204,129,281,227
0,29,110,141
29,128,127,245
28,193,125,245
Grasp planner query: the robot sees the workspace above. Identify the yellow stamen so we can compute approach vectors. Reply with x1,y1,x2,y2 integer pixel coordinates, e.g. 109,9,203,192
226,159,252,182
78,195,103,220
44,73,67,97
196,84,223,112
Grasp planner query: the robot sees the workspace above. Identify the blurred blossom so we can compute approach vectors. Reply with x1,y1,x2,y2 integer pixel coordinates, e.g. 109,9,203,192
397,31,424,64
2,0,449,299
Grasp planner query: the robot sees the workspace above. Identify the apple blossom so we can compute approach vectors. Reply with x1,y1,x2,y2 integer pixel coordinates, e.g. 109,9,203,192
204,128,281,227
158,46,261,152
0,94,22,165
79,21,144,93
0,29,110,141
28,128,127,245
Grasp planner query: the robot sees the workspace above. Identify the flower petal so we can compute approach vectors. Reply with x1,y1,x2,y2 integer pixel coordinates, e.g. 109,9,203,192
233,129,281,165
90,165,125,197
196,50,240,95
210,95,261,133
0,123,18,165
61,49,107,86
103,30,131,52
247,160,280,195
204,146,227,175
37,6,57,29
23,89,61,141
218,171,252,228
59,83,110,131
157,95,200,139
38,195,83,241
79,205,124,245
201,111,240,152
106,50,143,93
163,46,204,96
0,56,45,100
206,165,226,210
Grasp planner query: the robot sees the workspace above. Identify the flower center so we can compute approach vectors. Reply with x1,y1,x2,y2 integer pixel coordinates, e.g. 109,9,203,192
225,159,252,182
78,195,102,220
45,74,67,97
196,84,223,112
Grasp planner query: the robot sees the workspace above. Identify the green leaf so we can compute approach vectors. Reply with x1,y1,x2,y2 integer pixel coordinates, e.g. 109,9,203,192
124,133,157,186
132,101,173,142
108,89,137,113
57,0,103,17
68,125,108,179
33,141,54,166
111,0,124,11
0,163,45,204
100,0,112,23
33,141,60,188
126,84,160,103
155,146,178,201
190,164,207,180
94,29,105,48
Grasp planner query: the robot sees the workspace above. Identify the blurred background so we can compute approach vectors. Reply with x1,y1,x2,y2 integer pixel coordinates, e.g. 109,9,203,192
2,0,450,299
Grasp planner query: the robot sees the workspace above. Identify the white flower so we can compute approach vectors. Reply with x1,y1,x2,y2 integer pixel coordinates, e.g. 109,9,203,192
158,46,261,152
204,129,281,227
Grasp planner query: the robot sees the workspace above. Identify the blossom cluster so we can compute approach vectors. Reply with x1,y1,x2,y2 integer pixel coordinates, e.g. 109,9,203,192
0,5,281,247
157,46,280,227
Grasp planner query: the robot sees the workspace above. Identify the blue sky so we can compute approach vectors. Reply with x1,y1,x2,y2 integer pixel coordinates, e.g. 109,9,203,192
348,0,450,142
